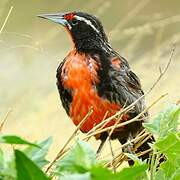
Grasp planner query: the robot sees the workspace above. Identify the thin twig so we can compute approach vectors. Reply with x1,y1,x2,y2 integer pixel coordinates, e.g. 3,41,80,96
147,44,176,94
0,108,12,132
108,139,116,172
85,93,167,139
85,110,109,137
45,108,93,173
103,132,150,167
133,134,152,152
0,6,13,34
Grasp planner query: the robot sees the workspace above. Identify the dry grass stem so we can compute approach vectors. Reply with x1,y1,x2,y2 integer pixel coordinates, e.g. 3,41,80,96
108,139,116,172
0,108,12,132
85,93,167,139
146,44,176,94
0,6,13,34
46,108,93,173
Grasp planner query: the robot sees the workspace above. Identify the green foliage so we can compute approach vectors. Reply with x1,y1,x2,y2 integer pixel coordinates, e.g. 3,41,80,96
0,136,52,179
143,104,180,138
0,135,39,147
0,104,179,180
23,137,52,168
155,132,180,179
55,140,96,175
15,150,49,180
144,104,180,180
55,140,148,180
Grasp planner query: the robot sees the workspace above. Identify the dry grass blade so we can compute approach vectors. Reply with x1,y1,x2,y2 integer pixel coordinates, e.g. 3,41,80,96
0,108,12,132
133,134,152,152
99,130,149,161
85,93,167,139
103,131,150,168
85,110,109,137
147,44,176,94
0,6,13,34
108,139,116,172
46,108,93,173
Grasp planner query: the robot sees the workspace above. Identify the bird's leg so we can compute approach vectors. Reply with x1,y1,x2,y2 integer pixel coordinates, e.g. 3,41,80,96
96,138,106,155
96,132,108,156
118,134,134,166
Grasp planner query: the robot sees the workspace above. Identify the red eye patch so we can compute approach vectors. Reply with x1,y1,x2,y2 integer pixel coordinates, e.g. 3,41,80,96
64,13,75,20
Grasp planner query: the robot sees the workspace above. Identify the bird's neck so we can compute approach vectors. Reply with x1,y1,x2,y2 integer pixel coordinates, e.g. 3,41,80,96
74,36,115,55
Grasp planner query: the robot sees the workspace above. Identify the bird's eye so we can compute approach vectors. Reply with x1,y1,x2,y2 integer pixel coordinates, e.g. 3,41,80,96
71,19,78,26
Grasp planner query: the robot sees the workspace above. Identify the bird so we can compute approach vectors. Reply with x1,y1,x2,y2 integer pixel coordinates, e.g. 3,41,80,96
38,11,154,165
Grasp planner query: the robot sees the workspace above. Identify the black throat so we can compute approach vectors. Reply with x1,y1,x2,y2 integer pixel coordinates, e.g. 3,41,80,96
74,35,116,56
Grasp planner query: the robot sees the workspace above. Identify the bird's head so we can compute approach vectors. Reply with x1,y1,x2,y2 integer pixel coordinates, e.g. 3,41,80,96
38,11,109,51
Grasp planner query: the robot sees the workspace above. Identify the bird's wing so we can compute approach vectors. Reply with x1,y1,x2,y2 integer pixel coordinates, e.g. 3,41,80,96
56,59,72,115
97,55,146,116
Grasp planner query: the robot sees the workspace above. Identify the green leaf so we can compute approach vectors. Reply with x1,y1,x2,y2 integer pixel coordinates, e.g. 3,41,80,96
55,140,96,175
143,104,180,138
61,173,91,180
155,132,180,179
90,166,113,180
15,150,49,180
23,137,52,168
155,132,180,160
114,164,148,180
0,135,39,147
0,151,17,180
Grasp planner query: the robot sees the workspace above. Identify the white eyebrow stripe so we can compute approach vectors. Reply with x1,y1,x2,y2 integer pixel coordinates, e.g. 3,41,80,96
74,15,99,33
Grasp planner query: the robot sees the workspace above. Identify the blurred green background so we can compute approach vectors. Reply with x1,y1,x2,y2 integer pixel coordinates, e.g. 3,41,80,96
0,0,180,158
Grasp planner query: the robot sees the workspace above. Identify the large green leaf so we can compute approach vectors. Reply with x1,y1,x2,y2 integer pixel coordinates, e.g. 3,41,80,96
15,150,49,180
23,137,52,168
0,135,39,147
55,140,96,175
114,164,148,180
155,132,180,160
90,166,113,180
155,132,180,179
143,104,180,138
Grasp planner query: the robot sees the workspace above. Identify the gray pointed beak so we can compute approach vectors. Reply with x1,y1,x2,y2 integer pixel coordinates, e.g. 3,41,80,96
37,13,67,26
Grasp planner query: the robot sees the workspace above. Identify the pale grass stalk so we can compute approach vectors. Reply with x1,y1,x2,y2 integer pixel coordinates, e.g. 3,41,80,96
103,132,151,168
46,108,93,173
133,134,152,152
136,148,152,158
85,93,167,139
98,130,149,160
85,110,109,137
0,6,13,34
0,108,12,132
108,139,116,172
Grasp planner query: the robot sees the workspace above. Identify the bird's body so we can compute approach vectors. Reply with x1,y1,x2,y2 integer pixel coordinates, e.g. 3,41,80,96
38,11,153,163
56,47,145,140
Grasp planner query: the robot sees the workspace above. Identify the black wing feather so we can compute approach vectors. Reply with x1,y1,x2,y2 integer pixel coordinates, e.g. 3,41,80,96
56,60,72,115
